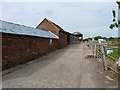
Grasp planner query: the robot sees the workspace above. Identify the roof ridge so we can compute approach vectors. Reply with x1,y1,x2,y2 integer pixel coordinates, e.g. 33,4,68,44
48,31,59,39
44,18,64,31
0,20,51,33
0,20,59,39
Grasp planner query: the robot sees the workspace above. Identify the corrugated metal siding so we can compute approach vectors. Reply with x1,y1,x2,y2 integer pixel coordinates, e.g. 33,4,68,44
0,20,59,39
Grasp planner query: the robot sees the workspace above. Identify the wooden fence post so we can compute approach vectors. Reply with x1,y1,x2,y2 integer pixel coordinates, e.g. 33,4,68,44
118,57,120,67
101,45,108,71
96,44,99,58
94,44,96,57
88,40,91,49
90,40,93,50
90,40,92,49
118,57,120,89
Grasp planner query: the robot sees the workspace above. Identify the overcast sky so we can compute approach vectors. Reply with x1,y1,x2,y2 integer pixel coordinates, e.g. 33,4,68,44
1,2,118,38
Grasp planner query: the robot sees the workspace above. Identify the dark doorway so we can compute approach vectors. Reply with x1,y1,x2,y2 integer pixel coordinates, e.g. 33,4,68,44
67,34,70,44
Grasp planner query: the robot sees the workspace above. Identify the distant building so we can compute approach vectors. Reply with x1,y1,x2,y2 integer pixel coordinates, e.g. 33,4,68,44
98,39,106,43
98,39,106,41
73,32,83,40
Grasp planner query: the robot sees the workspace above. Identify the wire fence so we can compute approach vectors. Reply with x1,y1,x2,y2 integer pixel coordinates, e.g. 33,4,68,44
88,40,120,74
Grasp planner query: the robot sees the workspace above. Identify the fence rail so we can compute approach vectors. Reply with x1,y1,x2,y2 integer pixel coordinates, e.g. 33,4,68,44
88,40,119,74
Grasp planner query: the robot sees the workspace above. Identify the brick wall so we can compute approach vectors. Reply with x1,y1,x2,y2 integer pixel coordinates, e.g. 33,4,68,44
36,19,68,48
2,33,59,70
59,31,68,48
36,19,59,36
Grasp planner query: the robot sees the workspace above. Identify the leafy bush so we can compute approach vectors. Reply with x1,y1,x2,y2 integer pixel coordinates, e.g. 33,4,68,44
107,49,120,63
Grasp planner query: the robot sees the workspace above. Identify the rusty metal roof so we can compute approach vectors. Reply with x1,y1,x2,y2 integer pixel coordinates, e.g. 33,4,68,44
0,20,59,39
73,32,83,35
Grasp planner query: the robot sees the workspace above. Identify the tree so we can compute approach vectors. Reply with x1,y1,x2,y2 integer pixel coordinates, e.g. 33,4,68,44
94,36,102,40
109,1,120,29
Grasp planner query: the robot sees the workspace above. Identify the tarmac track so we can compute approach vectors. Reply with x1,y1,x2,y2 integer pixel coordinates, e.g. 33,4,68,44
2,43,118,88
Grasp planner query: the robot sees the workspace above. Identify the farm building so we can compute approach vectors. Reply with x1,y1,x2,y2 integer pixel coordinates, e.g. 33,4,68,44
1,19,83,70
73,32,83,43
1,20,59,70
36,18,82,47
73,32,83,40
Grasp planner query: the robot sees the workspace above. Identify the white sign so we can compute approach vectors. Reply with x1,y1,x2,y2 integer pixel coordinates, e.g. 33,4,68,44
49,39,52,45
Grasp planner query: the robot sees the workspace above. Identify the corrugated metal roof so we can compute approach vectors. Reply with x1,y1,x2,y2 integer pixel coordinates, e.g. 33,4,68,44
0,20,59,39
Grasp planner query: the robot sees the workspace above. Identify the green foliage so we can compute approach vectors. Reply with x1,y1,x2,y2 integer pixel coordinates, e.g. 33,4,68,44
83,38,92,41
109,24,115,29
94,36,102,40
113,18,116,22
118,21,120,25
112,10,116,18
107,37,120,41
109,37,114,40
116,1,120,9
115,23,119,27
107,49,120,63
84,36,120,41
109,1,120,29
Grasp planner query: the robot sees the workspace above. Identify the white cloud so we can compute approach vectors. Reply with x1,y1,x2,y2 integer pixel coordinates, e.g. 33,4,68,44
1,0,117,2
1,2,118,38
82,26,118,38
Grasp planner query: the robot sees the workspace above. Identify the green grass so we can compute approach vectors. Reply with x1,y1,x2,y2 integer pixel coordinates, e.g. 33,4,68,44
108,44,119,47
107,48,120,63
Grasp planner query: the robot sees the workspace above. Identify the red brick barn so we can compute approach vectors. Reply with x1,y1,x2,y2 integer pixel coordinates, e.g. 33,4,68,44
1,20,59,70
36,18,70,48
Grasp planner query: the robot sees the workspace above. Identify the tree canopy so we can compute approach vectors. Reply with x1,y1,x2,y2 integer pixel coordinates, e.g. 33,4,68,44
83,36,119,41
109,1,120,29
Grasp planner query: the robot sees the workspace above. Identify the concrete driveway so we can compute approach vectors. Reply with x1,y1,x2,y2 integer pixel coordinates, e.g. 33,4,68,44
2,43,118,88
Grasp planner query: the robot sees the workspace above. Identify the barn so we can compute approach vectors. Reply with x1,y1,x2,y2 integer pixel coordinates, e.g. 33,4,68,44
73,32,83,40
1,20,59,70
36,18,69,48
36,18,82,47
1,19,83,70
